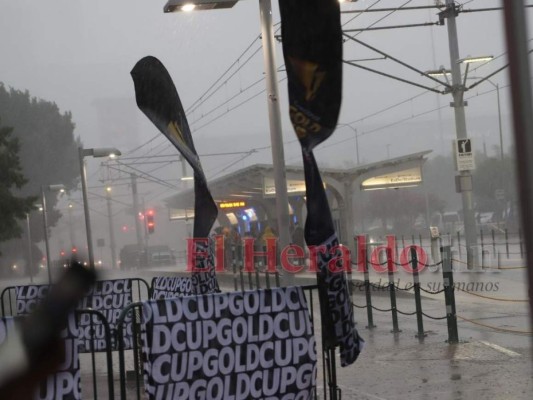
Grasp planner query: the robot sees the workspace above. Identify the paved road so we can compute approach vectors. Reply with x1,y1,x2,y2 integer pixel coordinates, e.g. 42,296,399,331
1,263,531,400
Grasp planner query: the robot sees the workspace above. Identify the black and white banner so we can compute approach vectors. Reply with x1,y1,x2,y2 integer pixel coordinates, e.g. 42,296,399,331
77,279,134,352
15,280,135,352
0,316,81,400
15,284,50,316
131,56,219,295
279,0,363,366
141,287,317,400
151,277,194,299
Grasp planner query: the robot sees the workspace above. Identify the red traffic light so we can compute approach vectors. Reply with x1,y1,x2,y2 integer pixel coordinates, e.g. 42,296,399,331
146,212,155,234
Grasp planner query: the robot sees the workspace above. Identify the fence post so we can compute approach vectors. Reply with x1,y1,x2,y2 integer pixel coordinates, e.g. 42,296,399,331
386,247,401,333
410,247,426,341
441,245,459,343
233,247,239,291
457,231,462,258
505,228,510,259
518,228,523,258
362,237,376,329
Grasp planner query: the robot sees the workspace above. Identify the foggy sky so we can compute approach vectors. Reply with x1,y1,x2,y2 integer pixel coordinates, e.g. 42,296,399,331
1,0,529,258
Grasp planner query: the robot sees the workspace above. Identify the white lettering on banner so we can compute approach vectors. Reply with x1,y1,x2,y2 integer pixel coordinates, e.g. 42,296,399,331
315,234,364,367
15,285,50,315
77,279,134,352
141,287,317,399
151,277,193,299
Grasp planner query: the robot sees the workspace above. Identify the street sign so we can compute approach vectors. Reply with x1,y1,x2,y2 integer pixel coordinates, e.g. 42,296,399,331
454,138,475,171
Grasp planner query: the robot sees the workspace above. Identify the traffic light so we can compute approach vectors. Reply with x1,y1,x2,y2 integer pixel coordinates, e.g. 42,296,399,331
146,209,155,234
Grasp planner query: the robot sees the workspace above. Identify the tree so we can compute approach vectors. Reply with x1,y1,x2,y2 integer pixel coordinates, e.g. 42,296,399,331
365,190,445,234
0,84,81,268
473,154,518,227
0,119,36,245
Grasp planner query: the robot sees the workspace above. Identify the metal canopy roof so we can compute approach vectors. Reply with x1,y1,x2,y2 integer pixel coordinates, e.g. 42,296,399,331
165,150,432,211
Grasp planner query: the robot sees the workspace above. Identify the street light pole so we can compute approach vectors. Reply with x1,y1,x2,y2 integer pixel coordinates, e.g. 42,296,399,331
26,213,34,284
164,0,292,285
130,173,145,268
496,83,504,161
106,187,118,269
40,186,52,284
258,0,292,285
79,147,121,269
338,124,360,165
444,0,477,269
79,147,95,269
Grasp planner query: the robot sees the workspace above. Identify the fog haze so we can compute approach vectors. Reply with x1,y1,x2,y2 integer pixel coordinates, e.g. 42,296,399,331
0,0,527,260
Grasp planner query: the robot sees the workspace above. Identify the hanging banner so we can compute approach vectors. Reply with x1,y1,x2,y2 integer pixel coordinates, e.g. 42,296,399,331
141,287,317,400
131,56,219,294
279,0,363,366
0,316,81,400
150,276,194,299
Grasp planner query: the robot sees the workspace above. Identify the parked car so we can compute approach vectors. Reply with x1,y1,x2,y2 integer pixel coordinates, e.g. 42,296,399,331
147,245,177,266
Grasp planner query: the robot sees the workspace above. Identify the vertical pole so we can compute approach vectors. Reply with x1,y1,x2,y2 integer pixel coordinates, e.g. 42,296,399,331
67,202,76,252
496,84,504,161
457,231,462,258
26,213,34,284
363,237,375,329
79,148,95,269
518,228,523,258
258,0,292,286
106,190,117,269
480,228,484,269
411,247,426,341
505,228,510,259
41,186,52,284
130,174,144,268
355,131,360,165
387,248,401,333
441,245,459,343
444,0,477,269
503,0,533,318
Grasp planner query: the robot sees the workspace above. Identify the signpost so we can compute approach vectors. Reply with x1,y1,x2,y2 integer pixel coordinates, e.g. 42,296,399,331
454,138,475,171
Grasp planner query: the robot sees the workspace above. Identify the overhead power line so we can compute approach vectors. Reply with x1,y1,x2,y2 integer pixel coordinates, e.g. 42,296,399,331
343,21,440,32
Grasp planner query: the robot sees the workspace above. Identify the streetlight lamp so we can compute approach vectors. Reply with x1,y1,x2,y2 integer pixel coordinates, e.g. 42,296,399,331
458,55,503,161
79,147,121,269
163,0,294,283
40,184,66,283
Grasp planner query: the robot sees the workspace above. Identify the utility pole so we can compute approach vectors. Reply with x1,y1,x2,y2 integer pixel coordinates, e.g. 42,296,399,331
67,201,76,252
26,213,34,283
106,187,118,269
130,174,144,268
443,0,477,269
259,0,293,286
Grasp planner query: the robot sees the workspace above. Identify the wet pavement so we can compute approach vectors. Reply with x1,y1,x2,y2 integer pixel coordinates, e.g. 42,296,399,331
2,260,532,400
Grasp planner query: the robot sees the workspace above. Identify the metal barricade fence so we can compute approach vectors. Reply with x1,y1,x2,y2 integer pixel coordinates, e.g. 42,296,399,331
115,284,341,400
0,278,151,399
75,309,115,400
1,285,21,316
353,238,459,344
